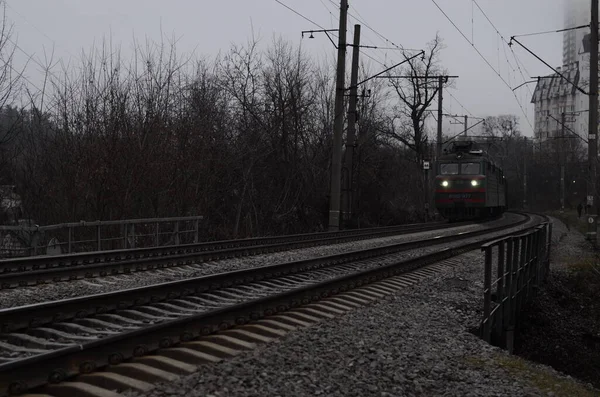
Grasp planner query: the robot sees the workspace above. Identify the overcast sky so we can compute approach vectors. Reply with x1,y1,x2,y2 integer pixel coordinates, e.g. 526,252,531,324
6,0,572,137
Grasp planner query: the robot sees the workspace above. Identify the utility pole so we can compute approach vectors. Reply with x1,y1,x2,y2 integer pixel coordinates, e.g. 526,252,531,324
587,0,598,242
561,112,565,212
437,76,444,159
464,115,468,138
328,0,348,231
524,137,528,209
341,24,360,228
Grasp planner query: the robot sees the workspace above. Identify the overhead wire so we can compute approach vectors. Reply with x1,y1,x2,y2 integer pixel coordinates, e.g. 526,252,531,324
318,0,337,28
473,0,534,98
512,24,590,39
431,0,534,132
339,0,406,51
446,89,475,117
274,0,329,31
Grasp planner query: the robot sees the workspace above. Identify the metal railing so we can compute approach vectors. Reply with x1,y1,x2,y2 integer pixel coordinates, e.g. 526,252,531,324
480,222,552,352
0,216,204,257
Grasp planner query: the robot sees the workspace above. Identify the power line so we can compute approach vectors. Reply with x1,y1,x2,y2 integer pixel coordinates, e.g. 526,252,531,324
431,0,533,132
343,0,421,53
318,0,338,28
512,24,590,39
338,0,402,51
446,89,474,117
274,0,329,30
473,0,505,40
473,0,534,98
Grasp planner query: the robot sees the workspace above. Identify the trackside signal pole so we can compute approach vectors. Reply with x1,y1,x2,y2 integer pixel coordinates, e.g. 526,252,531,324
328,0,348,231
561,112,566,212
341,24,361,228
587,0,598,242
437,76,445,159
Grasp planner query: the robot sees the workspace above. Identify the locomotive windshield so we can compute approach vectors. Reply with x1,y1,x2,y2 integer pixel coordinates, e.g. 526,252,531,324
440,163,459,175
460,162,480,175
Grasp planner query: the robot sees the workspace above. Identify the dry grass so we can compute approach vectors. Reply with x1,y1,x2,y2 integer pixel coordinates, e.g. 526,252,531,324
464,354,600,397
547,209,589,236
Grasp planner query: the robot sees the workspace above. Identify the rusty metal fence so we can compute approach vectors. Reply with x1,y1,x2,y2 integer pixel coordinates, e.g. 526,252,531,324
0,216,204,257
480,222,552,352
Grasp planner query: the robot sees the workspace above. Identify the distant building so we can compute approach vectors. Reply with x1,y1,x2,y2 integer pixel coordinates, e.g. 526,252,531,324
563,0,590,66
562,0,590,139
530,62,580,142
530,0,591,143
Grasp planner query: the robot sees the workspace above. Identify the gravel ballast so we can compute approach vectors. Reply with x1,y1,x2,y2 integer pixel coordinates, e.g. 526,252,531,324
0,214,527,309
128,216,595,397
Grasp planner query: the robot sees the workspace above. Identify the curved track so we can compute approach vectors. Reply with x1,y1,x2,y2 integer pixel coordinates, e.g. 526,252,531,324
0,220,479,289
0,212,542,396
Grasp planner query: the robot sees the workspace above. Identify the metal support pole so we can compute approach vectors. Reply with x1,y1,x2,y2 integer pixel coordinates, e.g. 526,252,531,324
68,226,72,253
436,75,444,159
424,168,429,222
155,222,159,246
523,138,528,209
587,0,599,242
328,0,348,231
97,224,101,251
561,112,565,212
464,115,468,138
342,24,360,228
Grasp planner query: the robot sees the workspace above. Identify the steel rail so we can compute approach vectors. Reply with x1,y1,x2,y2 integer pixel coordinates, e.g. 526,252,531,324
0,220,468,271
0,213,538,396
0,215,525,332
0,220,479,288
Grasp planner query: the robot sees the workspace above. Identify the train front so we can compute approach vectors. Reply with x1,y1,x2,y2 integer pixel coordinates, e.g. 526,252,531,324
434,153,486,221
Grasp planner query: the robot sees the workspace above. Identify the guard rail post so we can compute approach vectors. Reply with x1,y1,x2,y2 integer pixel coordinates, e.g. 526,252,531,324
494,240,505,344
505,237,515,353
68,226,73,254
97,224,101,251
482,244,493,343
155,222,159,246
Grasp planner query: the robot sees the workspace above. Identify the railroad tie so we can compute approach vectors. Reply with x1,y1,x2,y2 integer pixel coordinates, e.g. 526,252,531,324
200,334,257,350
238,324,288,338
131,355,197,375
181,340,241,359
105,362,180,383
81,372,155,393
158,347,222,365
255,318,298,331
45,381,123,397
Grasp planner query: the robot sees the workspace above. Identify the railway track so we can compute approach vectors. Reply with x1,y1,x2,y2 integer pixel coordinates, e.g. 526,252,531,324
0,212,540,396
0,220,478,289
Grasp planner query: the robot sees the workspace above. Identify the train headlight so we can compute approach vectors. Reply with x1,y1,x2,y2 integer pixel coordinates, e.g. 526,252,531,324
442,180,449,187
471,180,479,187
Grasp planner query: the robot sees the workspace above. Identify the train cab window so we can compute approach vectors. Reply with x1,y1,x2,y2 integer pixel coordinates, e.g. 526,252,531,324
440,163,459,175
460,162,480,175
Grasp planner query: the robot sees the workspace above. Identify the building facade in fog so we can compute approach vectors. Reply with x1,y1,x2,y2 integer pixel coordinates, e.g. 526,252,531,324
563,0,590,65
531,63,580,141
531,0,590,143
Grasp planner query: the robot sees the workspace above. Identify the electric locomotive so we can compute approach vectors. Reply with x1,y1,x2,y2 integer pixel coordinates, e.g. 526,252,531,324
434,140,507,221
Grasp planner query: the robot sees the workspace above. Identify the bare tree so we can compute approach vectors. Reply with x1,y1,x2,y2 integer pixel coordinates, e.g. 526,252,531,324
384,33,447,162
483,115,521,139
